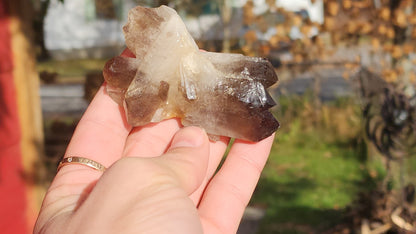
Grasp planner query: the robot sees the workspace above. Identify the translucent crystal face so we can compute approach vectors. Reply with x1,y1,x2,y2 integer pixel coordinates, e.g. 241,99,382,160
103,5,279,142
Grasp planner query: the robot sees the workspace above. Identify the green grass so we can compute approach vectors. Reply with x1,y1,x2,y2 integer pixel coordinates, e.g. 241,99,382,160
253,126,376,233
37,58,108,83
251,97,385,233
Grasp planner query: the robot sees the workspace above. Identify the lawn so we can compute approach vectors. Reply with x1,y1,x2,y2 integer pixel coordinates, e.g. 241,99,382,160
37,58,108,83
251,97,386,233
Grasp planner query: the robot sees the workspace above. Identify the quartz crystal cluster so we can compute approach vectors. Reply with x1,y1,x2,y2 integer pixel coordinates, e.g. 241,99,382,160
103,5,279,142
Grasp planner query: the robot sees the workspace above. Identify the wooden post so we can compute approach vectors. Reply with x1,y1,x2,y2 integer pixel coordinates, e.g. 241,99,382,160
221,0,232,53
0,0,45,232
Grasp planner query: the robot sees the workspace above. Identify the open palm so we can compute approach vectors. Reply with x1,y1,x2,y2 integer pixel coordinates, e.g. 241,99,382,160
35,51,274,234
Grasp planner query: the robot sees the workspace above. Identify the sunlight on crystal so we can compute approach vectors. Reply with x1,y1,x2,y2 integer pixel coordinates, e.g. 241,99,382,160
103,5,279,142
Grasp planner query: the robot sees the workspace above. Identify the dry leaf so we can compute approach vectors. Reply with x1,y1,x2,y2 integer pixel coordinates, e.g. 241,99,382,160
301,38,312,47
409,73,416,83
409,13,416,24
383,43,393,53
342,0,352,10
241,45,255,57
379,7,390,21
342,71,350,80
331,32,341,45
269,35,280,48
378,24,387,35
383,69,398,83
392,46,403,59
403,44,414,54
292,15,303,27
275,25,286,37
386,27,395,39
347,21,359,34
244,30,257,43
371,38,380,50
314,36,324,48
327,1,340,16
259,44,271,56
243,2,255,25
412,28,416,39
360,22,373,34
324,16,336,30
394,10,407,27
294,53,303,63
300,25,312,36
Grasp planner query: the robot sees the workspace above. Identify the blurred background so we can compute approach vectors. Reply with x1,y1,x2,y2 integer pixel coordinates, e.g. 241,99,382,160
1,0,416,233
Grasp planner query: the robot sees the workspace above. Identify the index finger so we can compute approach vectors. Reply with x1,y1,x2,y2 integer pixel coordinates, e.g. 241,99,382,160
63,85,132,169
36,85,132,231
62,48,135,171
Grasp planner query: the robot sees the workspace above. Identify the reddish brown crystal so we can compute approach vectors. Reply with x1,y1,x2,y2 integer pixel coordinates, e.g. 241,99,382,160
103,5,279,141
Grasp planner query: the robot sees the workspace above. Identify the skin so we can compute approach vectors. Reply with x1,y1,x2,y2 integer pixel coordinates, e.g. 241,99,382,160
34,50,275,234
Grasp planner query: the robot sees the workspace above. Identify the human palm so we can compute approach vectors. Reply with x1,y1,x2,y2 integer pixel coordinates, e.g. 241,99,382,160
35,51,274,234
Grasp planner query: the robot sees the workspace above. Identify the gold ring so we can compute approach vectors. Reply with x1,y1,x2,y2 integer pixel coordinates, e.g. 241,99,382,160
57,156,107,172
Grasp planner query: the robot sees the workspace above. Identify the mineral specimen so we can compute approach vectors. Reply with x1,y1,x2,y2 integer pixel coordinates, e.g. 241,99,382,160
103,5,279,142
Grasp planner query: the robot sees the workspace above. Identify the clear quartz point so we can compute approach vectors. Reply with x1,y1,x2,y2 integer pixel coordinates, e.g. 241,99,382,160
103,5,279,142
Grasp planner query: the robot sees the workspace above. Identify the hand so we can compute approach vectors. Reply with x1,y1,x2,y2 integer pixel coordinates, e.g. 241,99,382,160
34,56,274,234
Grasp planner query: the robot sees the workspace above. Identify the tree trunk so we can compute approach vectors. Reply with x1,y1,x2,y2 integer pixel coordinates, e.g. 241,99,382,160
33,0,50,60
221,0,232,53
390,0,406,45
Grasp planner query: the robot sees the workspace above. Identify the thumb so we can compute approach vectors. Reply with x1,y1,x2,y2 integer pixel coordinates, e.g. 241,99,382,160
160,126,210,195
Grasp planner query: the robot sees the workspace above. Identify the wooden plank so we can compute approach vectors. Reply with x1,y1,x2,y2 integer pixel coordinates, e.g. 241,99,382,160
7,0,46,231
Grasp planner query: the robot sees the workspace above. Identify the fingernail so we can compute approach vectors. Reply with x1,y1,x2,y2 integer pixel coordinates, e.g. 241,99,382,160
170,127,206,149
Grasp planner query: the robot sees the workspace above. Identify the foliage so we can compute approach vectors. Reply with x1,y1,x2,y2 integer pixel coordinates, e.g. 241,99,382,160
239,2,416,230
241,0,416,84
37,58,107,83
134,0,217,16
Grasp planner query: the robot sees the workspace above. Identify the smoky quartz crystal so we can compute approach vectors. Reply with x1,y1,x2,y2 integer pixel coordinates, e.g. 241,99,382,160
103,5,279,141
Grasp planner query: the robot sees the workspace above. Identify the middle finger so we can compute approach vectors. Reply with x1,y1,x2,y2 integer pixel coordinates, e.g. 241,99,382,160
122,118,182,157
